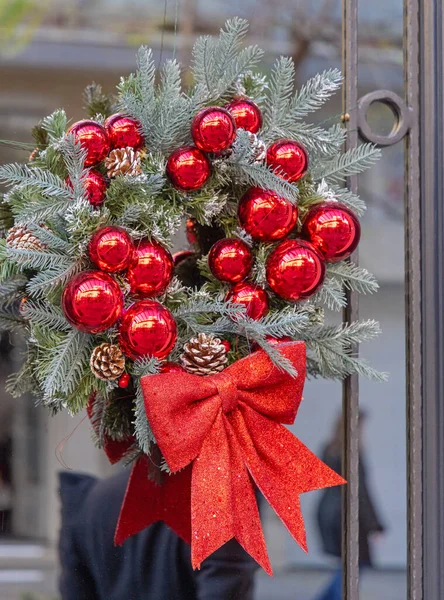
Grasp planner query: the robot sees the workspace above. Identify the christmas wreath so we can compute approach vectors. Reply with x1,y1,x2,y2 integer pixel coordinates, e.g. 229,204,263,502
0,19,384,574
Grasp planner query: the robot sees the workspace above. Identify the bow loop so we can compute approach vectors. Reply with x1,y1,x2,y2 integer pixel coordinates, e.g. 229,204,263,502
214,371,239,414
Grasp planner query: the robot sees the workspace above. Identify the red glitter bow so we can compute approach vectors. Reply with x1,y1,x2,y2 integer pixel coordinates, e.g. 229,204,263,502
115,342,344,575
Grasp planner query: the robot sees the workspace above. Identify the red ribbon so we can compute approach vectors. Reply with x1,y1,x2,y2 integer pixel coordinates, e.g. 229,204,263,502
115,343,344,575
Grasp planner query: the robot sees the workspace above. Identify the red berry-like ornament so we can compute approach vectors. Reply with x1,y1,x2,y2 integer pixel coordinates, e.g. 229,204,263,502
118,373,131,388
186,218,198,245
191,107,236,153
88,226,134,273
266,139,309,183
67,120,111,167
226,282,269,320
105,114,144,150
161,362,185,374
225,98,262,134
127,238,174,297
62,270,124,333
66,169,107,207
266,239,326,301
208,238,253,283
119,300,177,360
238,187,298,241
221,340,231,353
166,146,211,191
301,202,361,262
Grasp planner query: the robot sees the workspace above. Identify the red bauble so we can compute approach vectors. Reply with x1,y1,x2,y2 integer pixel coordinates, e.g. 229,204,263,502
127,238,174,297
105,113,144,150
66,169,107,207
266,239,326,301
161,362,185,374
67,120,111,167
238,187,298,241
118,373,131,388
88,226,134,273
166,146,211,191
62,270,123,333
119,300,177,360
221,340,231,353
225,98,262,134
266,139,309,183
226,282,269,320
186,218,198,245
208,238,253,283
301,202,361,262
191,107,236,153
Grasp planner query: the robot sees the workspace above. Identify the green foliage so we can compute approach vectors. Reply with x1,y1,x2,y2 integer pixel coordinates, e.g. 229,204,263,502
83,82,115,118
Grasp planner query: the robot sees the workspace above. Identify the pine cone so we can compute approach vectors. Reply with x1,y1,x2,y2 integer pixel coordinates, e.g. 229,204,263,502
90,343,126,381
6,225,46,251
180,333,228,376
247,131,267,163
105,147,142,178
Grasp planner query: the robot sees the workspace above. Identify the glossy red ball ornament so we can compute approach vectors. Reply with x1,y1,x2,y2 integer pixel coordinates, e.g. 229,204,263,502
166,146,211,191
105,113,144,151
208,238,253,283
238,187,298,242
226,282,269,320
127,238,174,297
186,218,198,245
119,300,177,360
118,373,131,388
266,139,309,183
266,239,326,301
67,169,107,207
67,120,111,167
161,362,185,374
62,270,124,333
301,202,361,262
225,98,262,134
191,107,236,153
88,226,134,273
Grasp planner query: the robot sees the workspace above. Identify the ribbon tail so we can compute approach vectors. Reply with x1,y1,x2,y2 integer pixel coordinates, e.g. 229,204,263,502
225,418,273,576
115,456,192,546
234,406,345,553
191,412,235,570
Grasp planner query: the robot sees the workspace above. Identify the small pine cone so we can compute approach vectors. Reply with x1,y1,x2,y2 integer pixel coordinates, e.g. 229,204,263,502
247,131,267,163
6,225,46,251
29,148,39,162
180,333,228,376
90,343,126,381
105,147,142,178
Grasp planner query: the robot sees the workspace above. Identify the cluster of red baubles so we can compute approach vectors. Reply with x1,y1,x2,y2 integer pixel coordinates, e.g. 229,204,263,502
66,114,144,206
62,226,177,360
208,198,361,311
165,98,309,192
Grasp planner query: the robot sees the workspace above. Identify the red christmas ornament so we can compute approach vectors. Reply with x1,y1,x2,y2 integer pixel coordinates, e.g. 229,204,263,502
62,270,124,333
266,239,326,301
161,362,185,374
127,238,174,298
105,113,144,150
166,146,211,191
266,139,309,183
221,340,231,353
191,107,236,153
208,238,253,283
186,218,198,245
226,282,269,320
118,373,131,388
88,226,134,273
67,120,111,167
66,169,107,208
119,300,177,360
225,98,262,134
238,187,298,242
301,202,361,262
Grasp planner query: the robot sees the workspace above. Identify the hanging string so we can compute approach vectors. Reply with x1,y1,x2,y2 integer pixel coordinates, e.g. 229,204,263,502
159,0,169,67
54,414,88,470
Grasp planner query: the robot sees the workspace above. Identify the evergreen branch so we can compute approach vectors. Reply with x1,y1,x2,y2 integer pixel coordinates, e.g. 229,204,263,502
26,260,85,297
311,277,347,311
330,185,367,216
6,247,72,271
58,134,87,199
132,357,160,453
41,109,67,142
15,195,73,222
0,163,71,199
313,143,381,183
41,330,93,397
0,276,27,304
291,69,343,119
26,224,71,252
0,304,25,332
6,349,39,398
327,262,379,295
22,299,70,331
263,56,295,137
173,298,246,322
247,332,298,377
